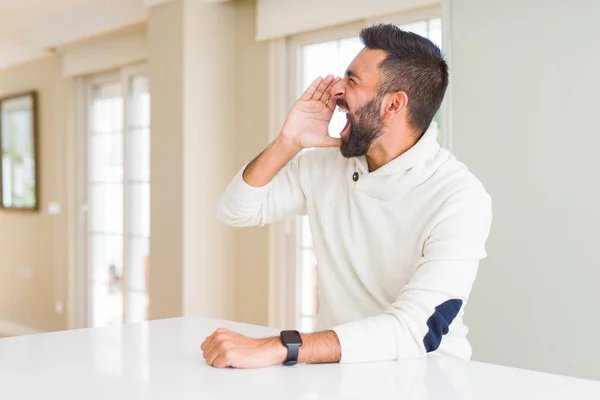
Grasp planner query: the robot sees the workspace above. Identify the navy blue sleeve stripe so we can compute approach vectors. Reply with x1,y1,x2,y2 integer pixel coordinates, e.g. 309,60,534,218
423,299,463,353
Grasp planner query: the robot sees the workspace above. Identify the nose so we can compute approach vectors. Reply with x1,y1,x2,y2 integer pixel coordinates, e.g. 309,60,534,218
331,78,345,99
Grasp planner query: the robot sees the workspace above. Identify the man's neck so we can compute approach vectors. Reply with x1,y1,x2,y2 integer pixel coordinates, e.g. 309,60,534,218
366,132,419,172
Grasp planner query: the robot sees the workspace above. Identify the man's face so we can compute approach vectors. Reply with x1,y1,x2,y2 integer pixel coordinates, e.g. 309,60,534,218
331,48,388,158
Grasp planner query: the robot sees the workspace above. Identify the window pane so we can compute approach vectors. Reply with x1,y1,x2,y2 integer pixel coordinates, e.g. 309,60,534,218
339,37,363,73
89,133,123,183
428,18,442,48
400,21,428,38
301,41,339,88
90,234,123,284
128,183,150,237
91,83,123,133
299,316,316,333
125,74,151,326
89,183,123,233
128,76,150,128
127,128,150,182
87,74,151,328
92,282,122,327
127,237,149,292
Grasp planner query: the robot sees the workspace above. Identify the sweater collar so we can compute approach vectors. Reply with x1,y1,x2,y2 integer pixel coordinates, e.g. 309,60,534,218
355,123,441,176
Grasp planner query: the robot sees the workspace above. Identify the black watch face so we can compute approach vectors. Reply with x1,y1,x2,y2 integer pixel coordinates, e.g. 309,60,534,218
281,330,302,346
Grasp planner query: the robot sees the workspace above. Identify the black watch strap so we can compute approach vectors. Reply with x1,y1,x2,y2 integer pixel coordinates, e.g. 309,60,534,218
284,344,301,366
280,330,303,366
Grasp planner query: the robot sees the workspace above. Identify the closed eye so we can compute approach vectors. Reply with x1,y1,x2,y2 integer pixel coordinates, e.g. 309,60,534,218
346,69,359,84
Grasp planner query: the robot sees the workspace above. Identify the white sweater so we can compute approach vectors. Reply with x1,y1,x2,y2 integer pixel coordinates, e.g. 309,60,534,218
217,126,492,363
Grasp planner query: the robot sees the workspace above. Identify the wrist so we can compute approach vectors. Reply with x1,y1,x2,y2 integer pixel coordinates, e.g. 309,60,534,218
263,336,288,363
275,134,303,156
241,134,302,187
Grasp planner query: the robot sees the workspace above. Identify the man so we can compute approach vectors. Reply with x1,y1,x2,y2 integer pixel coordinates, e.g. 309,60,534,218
201,23,492,368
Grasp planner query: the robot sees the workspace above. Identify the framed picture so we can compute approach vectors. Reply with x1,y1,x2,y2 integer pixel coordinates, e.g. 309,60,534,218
0,91,39,211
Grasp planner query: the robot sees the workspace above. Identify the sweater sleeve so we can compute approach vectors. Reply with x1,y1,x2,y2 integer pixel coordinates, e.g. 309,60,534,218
331,187,492,363
217,150,320,227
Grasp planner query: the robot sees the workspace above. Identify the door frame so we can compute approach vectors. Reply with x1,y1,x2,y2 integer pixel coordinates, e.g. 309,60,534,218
268,5,447,330
76,63,148,329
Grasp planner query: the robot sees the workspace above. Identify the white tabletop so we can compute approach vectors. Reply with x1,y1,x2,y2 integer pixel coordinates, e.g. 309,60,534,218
1,317,599,399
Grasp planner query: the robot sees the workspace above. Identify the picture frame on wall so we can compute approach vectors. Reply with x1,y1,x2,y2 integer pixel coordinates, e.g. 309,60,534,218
0,91,39,211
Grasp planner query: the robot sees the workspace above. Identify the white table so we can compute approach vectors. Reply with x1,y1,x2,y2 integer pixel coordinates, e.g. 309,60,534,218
1,317,599,399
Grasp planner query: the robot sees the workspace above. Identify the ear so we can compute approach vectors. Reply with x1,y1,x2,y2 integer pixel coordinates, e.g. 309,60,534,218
382,91,408,120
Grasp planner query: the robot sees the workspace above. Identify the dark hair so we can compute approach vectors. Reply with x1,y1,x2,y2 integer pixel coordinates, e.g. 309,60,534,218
359,23,448,135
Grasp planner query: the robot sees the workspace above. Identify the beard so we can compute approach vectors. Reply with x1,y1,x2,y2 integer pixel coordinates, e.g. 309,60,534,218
339,95,385,158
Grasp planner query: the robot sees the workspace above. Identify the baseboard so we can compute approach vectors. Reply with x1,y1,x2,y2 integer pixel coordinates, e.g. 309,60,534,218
0,319,42,337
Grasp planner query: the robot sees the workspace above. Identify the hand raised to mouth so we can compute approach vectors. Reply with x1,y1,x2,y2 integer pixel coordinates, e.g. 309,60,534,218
279,74,342,150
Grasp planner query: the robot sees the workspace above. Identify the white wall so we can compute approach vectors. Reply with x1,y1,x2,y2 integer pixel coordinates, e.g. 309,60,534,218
446,0,600,381
0,56,74,333
181,0,237,319
148,0,237,322
148,0,185,319
0,0,267,332
234,0,271,326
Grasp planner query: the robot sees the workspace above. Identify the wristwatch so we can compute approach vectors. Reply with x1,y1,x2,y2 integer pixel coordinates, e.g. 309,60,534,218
280,330,303,366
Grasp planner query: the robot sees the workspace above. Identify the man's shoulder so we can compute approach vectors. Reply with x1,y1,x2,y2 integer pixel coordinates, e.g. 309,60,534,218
296,147,347,172
291,147,348,196
424,150,492,259
432,149,491,207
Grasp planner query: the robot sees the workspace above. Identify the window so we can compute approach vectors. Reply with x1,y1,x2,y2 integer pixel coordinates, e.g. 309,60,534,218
83,66,150,327
292,17,443,333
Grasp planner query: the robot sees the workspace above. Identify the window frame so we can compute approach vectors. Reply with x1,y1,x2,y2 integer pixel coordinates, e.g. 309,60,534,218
270,5,447,331
77,63,150,329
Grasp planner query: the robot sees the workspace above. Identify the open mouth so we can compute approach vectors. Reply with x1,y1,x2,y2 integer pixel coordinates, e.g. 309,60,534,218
340,113,351,140
337,106,351,140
